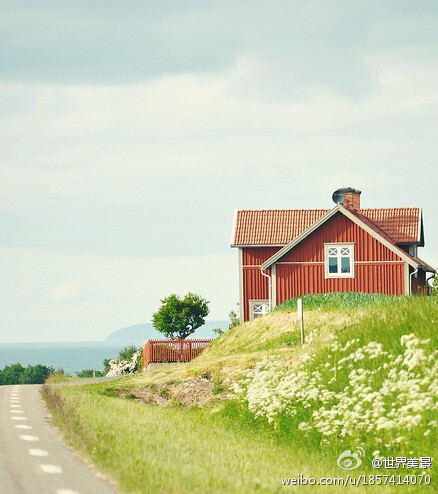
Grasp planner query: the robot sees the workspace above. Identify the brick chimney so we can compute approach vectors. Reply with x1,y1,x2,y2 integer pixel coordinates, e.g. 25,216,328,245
332,187,361,210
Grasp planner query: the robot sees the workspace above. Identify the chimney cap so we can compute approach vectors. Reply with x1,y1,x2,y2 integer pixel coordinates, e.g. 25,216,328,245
332,187,362,204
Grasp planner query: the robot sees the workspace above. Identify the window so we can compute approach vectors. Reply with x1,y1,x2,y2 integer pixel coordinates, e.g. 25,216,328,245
249,300,270,320
324,244,354,278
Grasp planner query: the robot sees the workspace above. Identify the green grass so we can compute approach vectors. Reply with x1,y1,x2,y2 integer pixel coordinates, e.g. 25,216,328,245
44,383,399,494
43,294,437,493
45,371,77,384
237,296,437,458
276,292,398,311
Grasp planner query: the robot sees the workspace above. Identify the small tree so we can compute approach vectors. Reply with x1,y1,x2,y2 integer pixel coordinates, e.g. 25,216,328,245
212,327,225,336
152,292,209,339
229,310,240,327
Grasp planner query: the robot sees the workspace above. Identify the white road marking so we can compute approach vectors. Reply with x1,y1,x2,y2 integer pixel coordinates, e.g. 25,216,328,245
57,490,80,494
10,404,21,408
11,416,27,421
10,399,20,402
14,424,32,429
19,434,39,442
40,464,63,474
28,449,49,457
10,409,24,414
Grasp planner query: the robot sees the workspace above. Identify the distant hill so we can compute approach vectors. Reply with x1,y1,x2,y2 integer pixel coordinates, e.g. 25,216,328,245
105,321,229,344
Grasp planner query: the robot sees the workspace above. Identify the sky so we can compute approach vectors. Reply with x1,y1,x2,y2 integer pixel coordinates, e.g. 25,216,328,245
0,1,437,342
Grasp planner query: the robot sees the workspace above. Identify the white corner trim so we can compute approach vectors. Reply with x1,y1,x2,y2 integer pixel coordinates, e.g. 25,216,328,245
230,209,238,246
238,248,244,323
418,208,423,244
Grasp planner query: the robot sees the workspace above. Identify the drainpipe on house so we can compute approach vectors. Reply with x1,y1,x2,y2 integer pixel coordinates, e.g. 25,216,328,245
409,268,419,296
260,267,272,312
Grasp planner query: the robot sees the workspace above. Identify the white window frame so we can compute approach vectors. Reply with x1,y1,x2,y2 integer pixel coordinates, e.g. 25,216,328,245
249,300,270,320
324,243,355,279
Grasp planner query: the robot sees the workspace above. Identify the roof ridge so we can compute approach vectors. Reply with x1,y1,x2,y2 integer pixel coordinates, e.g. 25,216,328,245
237,207,420,212
232,207,421,246
236,208,330,212
360,207,420,211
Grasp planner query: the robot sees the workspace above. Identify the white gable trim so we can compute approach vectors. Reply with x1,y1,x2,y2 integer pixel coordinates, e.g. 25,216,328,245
230,209,238,246
261,204,420,270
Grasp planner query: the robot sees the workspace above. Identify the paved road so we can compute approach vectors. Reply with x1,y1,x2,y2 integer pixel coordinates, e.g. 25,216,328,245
0,384,116,494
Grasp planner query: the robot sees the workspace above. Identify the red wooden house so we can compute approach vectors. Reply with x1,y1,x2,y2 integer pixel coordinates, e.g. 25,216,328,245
231,188,435,322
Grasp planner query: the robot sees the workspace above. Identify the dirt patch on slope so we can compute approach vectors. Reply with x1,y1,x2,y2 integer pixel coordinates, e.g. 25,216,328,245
119,375,225,407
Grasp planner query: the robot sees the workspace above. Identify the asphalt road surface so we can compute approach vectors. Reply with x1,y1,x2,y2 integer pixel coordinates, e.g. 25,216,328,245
0,384,116,494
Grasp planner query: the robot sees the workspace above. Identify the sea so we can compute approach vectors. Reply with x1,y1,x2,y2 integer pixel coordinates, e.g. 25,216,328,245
0,342,131,376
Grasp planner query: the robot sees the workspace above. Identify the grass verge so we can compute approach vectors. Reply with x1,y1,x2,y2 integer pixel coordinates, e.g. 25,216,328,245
43,295,436,493
44,382,408,494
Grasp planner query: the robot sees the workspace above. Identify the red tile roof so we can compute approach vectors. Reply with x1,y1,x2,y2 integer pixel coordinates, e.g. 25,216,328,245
349,209,433,272
232,207,421,246
360,208,421,245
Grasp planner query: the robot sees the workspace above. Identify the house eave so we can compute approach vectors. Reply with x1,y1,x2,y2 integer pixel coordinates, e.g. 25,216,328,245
231,244,286,248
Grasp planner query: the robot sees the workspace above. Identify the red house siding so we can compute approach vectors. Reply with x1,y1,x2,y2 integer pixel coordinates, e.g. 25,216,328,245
242,268,270,321
243,247,281,265
280,213,400,262
276,263,405,304
242,247,280,321
241,212,406,321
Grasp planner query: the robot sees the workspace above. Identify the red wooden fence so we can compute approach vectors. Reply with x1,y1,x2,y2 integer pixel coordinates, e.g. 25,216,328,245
143,339,213,369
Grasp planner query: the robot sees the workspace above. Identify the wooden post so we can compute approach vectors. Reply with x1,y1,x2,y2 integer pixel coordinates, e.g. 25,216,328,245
297,298,305,344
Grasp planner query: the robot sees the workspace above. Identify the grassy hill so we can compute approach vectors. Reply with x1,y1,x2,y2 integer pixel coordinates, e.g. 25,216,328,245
44,294,437,493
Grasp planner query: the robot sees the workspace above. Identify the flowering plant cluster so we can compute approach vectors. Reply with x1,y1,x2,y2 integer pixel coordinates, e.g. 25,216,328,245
231,333,437,450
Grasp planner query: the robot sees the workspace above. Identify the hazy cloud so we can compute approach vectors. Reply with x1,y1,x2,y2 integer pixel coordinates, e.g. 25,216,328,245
51,282,81,302
0,1,437,342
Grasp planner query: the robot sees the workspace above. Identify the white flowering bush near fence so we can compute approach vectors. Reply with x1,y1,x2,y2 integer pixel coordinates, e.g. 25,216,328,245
231,332,437,454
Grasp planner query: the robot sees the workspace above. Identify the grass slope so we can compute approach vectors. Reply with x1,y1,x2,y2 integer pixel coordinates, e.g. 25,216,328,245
44,294,437,493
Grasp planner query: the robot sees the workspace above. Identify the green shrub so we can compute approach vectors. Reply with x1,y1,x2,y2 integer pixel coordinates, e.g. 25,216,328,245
77,369,104,378
0,363,55,385
118,344,139,360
